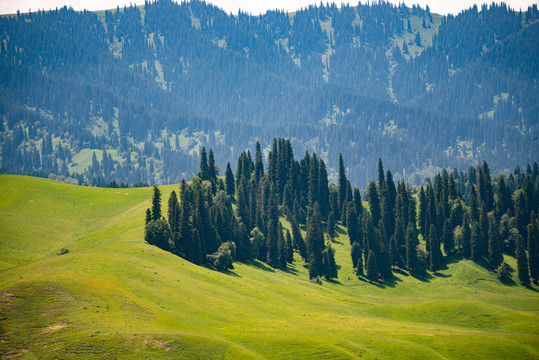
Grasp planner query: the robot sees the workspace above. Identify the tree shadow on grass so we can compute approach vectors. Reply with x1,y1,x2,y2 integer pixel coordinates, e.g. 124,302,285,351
250,260,275,273
409,269,434,282
284,264,299,276
335,226,347,235
217,268,242,277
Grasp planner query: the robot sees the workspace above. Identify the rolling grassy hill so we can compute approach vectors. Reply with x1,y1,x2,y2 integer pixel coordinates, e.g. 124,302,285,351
1,175,538,359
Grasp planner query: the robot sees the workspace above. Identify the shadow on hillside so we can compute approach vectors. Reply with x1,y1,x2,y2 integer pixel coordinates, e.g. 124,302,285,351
410,270,434,282
284,264,299,276
432,272,451,278
335,226,346,235
217,268,242,277
250,260,275,273
355,274,402,288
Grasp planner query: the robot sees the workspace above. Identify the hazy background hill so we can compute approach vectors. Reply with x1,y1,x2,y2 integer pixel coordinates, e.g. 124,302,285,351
0,0,538,187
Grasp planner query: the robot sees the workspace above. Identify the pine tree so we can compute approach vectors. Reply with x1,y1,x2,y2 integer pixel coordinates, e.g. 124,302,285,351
290,213,306,260
471,221,482,262
418,186,427,236
145,208,152,225
278,222,288,269
366,250,379,281
429,225,442,273
318,159,330,218
151,185,162,221
528,220,539,284
347,205,359,245
462,216,471,259
225,162,235,196
198,146,209,181
356,255,364,276
322,242,338,280
327,211,336,239
353,187,363,217
377,158,385,187
337,153,347,221
469,185,479,222
351,242,362,269
254,141,264,184
266,218,280,268
442,219,454,255
367,181,381,228
405,222,418,272
305,202,324,275
285,229,294,263
168,190,180,234
390,233,404,269
516,230,530,286
487,214,503,269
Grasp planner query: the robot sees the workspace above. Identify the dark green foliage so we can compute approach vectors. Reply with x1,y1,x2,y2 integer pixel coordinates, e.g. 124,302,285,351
318,159,330,219
487,214,503,269
366,250,379,281
355,254,364,276
378,242,393,279
528,220,539,284
367,181,381,228
151,185,162,221
471,221,483,262
516,230,530,286
469,185,479,222
278,222,288,269
327,211,336,239
462,216,471,259
305,203,325,276
285,229,294,263
351,242,362,270
225,162,235,196
266,217,280,268
249,227,265,261
145,208,152,225
207,242,236,270
429,225,442,273
346,205,360,245
167,190,180,233
254,141,264,184
442,219,454,255
390,233,404,269
322,242,338,280
353,188,363,217
235,221,252,262
405,222,419,272
338,153,347,221
198,147,209,181
377,158,385,187
380,170,396,239
289,213,307,260
145,218,173,252
418,187,427,237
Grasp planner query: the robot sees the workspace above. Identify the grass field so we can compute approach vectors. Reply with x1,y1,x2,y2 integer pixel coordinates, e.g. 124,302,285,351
1,175,538,359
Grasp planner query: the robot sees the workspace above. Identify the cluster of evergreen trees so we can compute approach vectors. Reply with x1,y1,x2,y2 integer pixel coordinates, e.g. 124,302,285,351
1,1,537,189
145,137,539,287
352,159,539,284
145,139,338,281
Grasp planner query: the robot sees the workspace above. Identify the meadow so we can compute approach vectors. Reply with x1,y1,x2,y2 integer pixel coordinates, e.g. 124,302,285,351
1,175,538,359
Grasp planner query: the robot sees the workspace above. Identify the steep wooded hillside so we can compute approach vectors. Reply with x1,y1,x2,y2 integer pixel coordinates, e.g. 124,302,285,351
0,0,537,187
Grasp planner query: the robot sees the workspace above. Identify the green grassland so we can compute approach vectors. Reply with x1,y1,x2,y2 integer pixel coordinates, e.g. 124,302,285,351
1,175,538,359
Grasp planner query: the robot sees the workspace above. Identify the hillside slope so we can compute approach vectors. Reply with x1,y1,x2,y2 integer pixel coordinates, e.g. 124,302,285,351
0,175,538,359
1,1,538,187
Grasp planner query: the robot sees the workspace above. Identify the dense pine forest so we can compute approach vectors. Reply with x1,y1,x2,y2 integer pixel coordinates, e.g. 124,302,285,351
145,138,539,286
1,0,538,188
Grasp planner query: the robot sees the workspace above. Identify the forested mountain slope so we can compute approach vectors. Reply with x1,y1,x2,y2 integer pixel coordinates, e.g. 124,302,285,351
0,0,537,187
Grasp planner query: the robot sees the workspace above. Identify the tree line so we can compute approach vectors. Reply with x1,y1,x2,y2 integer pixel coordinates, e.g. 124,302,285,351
145,138,539,286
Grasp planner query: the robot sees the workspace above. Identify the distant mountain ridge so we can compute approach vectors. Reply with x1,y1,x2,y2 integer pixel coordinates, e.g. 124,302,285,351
0,0,537,187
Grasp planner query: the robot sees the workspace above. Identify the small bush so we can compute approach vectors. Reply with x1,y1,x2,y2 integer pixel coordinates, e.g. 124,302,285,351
57,248,69,255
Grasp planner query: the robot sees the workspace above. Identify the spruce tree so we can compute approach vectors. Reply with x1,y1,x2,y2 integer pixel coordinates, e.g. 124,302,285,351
266,218,280,268
290,213,307,260
516,231,530,286
322,242,338,280
327,211,336,239
318,159,330,218
471,221,482,262
351,242,362,270
462,216,471,259
377,158,385,187
145,208,152,225
528,220,539,284
390,233,404,268
198,146,209,181
442,219,454,255
429,225,442,273
367,181,381,227
225,162,235,196
418,186,427,236
167,190,180,234
305,203,324,275
151,185,162,221
487,214,503,269
285,229,294,263
405,222,418,272
254,141,264,184
337,153,347,220
347,205,359,245
366,250,379,281
278,222,288,269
